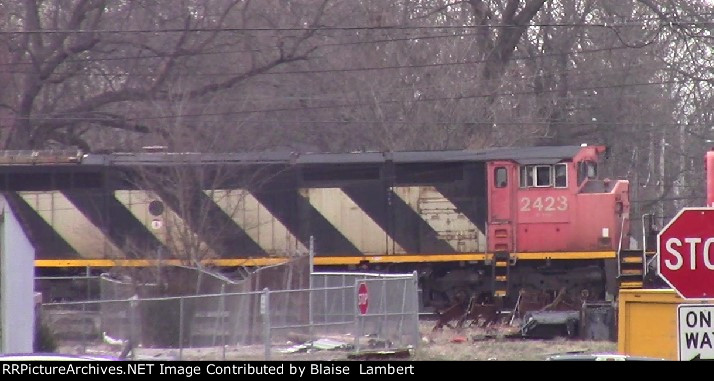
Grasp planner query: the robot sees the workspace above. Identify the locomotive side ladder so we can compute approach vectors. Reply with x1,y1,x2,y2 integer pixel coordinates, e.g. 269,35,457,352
487,161,517,298
491,251,510,297
618,249,645,289
617,214,657,289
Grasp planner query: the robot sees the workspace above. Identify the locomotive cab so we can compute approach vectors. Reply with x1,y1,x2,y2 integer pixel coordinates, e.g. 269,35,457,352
487,145,630,255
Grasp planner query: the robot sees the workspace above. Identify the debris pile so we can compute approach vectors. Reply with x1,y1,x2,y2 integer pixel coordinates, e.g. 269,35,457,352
278,338,352,354
432,288,615,341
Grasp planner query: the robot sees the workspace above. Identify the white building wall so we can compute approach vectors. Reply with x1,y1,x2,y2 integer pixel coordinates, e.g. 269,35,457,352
1,197,35,353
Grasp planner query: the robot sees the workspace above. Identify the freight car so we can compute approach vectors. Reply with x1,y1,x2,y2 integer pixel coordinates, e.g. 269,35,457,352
0,145,630,307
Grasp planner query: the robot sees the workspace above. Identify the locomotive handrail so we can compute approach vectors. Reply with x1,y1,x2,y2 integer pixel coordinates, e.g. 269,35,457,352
641,213,646,254
641,213,654,277
616,213,626,277
646,253,658,278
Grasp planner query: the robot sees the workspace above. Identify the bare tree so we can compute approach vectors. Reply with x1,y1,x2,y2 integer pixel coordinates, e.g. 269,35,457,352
2,0,714,229
0,0,329,150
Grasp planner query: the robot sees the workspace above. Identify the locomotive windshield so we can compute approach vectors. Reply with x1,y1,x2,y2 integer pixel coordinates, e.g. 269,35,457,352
519,163,568,188
577,161,598,184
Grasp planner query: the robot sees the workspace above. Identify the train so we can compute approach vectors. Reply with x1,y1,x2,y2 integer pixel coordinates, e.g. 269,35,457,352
0,145,631,307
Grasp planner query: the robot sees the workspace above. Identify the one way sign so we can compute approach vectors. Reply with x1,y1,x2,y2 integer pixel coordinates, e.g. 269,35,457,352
679,305,714,361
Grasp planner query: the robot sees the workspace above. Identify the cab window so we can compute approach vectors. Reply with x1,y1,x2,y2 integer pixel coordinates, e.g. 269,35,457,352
554,163,568,188
520,165,534,187
495,167,507,188
519,163,568,188
521,165,552,187
535,165,551,187
577,161,597,184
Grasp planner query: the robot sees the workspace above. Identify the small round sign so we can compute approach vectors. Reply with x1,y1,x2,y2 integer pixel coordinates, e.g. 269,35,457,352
357,283,368,315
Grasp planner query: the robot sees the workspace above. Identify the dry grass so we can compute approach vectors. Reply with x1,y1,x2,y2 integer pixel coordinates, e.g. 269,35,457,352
415,322,616,361
416,336,616,361
58,321,617,361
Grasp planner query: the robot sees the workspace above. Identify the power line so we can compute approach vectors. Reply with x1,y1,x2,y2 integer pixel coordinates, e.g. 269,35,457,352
0,44,670,118
0,31,486,67
130,61,666,103
5,78,689,123
0,44,655,79
128,78,689,119
5,10,714,37
0,22,673,35
5,115,701,126
0,30,656,70
21,61,664,111
131,120,714,128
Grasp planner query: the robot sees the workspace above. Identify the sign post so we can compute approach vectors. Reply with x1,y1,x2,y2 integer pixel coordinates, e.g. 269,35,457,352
354,282,369,352
658,208,714,360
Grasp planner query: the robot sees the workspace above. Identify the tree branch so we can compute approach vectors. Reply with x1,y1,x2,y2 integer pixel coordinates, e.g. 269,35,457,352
37,111,150,133
40,1,104,80
410,1,469,21
184,54,312,100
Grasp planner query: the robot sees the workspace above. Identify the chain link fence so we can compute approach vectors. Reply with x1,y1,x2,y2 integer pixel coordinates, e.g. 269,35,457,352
41,264,419,360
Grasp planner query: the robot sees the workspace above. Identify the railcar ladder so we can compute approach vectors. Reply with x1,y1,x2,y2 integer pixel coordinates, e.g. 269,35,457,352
491,251,510,297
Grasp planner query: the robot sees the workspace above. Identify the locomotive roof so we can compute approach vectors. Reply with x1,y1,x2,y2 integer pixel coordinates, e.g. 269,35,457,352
81,145,583,166
0,145,584,167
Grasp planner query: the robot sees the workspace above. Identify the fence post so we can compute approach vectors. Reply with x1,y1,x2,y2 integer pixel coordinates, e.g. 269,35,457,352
341,274,346,321
220,284,226,360
128,295,138,360
397,277,408,344
308,236,314,338
85,266,91,300
82,267,90,354
354,279,361,352
262,288,271,360
80,297,87,354
179,297,184,360
412,271,420,349
382,278,388,340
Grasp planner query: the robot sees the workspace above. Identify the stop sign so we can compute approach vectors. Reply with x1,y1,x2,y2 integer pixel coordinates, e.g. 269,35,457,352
357,283,369,315
658,208,714,299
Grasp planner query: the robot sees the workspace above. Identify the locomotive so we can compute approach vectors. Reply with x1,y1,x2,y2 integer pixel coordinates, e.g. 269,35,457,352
0,145,630,307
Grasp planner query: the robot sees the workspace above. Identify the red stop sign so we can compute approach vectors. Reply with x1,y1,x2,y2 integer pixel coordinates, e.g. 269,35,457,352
357,283,369,315
658,208,714,299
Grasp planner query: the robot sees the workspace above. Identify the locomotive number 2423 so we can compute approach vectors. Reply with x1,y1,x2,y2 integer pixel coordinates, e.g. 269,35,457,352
519,196,568,212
